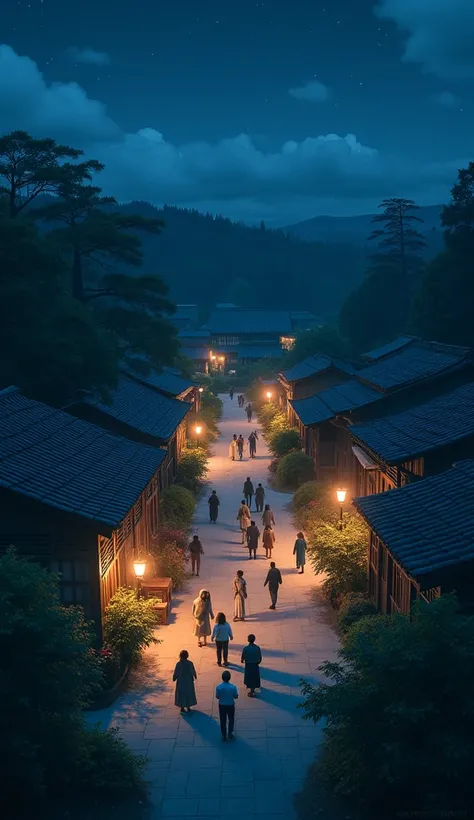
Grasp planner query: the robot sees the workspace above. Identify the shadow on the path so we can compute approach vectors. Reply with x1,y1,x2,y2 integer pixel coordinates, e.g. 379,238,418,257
230,644,297,659
94,655,170,723
259,666,306,688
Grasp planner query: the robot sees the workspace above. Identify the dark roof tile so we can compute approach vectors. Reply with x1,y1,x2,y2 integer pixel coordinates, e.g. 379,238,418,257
362,336,417,361
290,379,382,426
208,309,292,334
357,341,470,391
282,354,356,383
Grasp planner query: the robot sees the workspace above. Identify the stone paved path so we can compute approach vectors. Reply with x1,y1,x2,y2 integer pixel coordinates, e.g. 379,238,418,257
90,395,339,819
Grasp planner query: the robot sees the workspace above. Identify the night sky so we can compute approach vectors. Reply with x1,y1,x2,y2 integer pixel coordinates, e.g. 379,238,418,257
0,0,473,224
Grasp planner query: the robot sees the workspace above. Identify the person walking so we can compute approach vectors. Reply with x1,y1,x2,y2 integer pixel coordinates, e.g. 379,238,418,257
241,634,262,698
216,670,238,741
264,561,282,609
189,535,204,577
173,649,198,714
192,589,214,647
262,524,275,559
237,434,246,460
233,570,247,621
237,500,251,544
246,403,253,423
248,430,257,458
229,388,234,400
243,476,254,508
246,520,260,560
262,504,276,528
211,612,233,667
293,531,307,574
255,483,265,513
208,490,220,523
229,434,238,461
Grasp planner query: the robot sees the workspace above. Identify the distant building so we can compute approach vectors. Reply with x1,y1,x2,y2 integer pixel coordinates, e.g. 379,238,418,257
178,330,211,373
172,304,199,330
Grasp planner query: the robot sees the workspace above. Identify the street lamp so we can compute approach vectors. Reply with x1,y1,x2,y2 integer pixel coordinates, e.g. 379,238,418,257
133,557,147,598
266,391,272,402
195,424,202,447
198,387,204,393
336,488,347,529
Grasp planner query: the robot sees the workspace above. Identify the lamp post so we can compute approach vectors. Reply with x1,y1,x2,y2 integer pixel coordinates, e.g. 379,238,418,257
195,424,202,448
133,557,147,599
266,391,272,402
336,488,347,530
198,387,204,393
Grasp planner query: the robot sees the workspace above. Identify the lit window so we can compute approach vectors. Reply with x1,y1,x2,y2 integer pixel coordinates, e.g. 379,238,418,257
280,336,296,350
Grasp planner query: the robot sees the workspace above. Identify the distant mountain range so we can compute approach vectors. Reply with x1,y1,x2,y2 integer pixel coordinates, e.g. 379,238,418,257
284,204,444,246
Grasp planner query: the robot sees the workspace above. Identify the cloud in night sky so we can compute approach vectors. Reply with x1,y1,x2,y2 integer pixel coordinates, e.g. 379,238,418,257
431,91,461,108
288,80,330,103
376,0,474,81
0,45,464,222
67,46,111,66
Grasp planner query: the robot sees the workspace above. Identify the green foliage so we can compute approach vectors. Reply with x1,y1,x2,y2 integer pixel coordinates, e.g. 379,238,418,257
150,531,188,589
286,326,350,365
72,724,146,794
307,515,368,606
201,389,223,420
299,595,474,812
175,447,208,493
276,450,314,489
257,401,279,429
337,592,378,635
268,427,301,457
161,484,196,528
265,410,290,442
0,549,103,795
293,481,324,511
0,216,118,403
102,587,159,666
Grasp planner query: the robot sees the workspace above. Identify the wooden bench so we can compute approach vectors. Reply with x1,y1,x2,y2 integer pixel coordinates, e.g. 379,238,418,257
142,577,173,625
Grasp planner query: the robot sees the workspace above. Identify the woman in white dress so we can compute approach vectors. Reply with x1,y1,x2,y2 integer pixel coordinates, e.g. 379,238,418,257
229,435,238,461
233,570,247,621
192,589,214,647
237,500,251,544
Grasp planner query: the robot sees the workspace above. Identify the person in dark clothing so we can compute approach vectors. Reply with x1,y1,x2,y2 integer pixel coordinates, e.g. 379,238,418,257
237,435,245,460
211,612,233,667
246,403,253,422
264,561,282,609
216,670,238,741
208,490,220,523
248,430,258,458
189,535,204,576
243,477,254,508
229,388,234,400
246,521,260,560
241,634,262,697
255,483,265,512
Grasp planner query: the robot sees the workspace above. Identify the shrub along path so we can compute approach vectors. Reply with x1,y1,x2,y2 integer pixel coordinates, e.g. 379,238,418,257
90,394,339,820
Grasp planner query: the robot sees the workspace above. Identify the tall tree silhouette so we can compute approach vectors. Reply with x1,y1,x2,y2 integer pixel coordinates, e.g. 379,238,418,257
369,197,426,280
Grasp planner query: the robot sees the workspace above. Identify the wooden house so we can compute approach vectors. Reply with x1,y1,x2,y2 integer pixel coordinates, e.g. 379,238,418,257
207,309,292,365
0,387,167,635
279,355,358,413
178,330,211,373
353,459,474,614
361,335,417,363
71,373,191,486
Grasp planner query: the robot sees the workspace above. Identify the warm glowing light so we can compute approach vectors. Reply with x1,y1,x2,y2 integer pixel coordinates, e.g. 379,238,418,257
198,387,204,393
266,391,272,399
195,425,203,435
210,355,216,361
219,356,225,362
133,559,147,578
336,488,347,504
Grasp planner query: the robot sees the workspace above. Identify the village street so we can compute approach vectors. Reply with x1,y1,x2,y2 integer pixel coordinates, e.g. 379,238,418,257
91,395,339,820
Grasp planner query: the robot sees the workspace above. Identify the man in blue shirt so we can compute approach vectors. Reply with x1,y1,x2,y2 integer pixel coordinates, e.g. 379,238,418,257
215,670,239,741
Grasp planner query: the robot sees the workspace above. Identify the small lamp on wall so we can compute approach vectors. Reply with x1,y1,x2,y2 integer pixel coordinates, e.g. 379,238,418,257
133,557,147,598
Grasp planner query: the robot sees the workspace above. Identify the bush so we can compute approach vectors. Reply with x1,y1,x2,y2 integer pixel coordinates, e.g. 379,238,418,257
175,447,208,493
300,595,474,813
103,587,159,666
73,724,146,793
0,548,145,801
293,480,322,511
307,515,369,606
201,390,223,420
337,592,378,635
257,401,279,429
268,427,300,457
265,410,290,442
155,524,189,552
161,484,196,527
276,450,314,488
150,532,188,589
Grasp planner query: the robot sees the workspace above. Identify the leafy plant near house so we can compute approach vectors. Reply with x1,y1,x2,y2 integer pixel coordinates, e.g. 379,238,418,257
155,524,189,552
175,446,209,494
299,595,474,813
265,410,290,443
293,480,324,512
257,401,279,429
307,515,368,607
293,481,339,528
0,548,146,803
161,484,196,528
337,592,378,635
276,450,314,489
102,587,159,666
268,427,301,457
150,531,188,589
72,724,146,793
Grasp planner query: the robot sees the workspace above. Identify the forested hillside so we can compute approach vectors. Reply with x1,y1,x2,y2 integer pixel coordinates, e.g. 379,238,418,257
115,202,367,319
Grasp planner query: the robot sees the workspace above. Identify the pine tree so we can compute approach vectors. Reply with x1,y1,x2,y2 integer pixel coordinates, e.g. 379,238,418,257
369,197,426,280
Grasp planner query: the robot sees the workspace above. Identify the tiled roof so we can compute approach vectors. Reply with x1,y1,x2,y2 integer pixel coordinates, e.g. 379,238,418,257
181,347,209,360
357,341,471,392
290,379,382,426
85,375,190,441
349,380,474,464
354,460,474,580
237,345,283,359
281,354,356,383
208,309,292,334
178,329,211,338
362,336,417,361
0,388,165,527
133,367,195,397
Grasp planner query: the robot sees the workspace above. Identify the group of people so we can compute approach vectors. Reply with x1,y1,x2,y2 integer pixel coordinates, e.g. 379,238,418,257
237,495,276,557
173,629,262,739
229,431,259,460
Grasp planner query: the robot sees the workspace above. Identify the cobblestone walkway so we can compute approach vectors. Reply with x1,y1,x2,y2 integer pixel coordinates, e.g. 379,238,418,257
90,394,339,819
